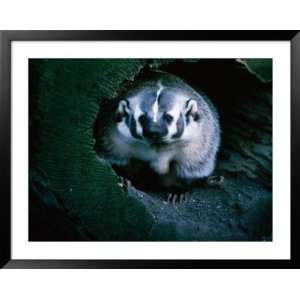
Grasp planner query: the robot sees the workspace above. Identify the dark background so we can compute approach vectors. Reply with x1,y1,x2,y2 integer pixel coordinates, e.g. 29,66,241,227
29,58,272,241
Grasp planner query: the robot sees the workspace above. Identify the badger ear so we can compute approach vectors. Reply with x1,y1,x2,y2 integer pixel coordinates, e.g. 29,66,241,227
184,99,200,121
116,99,130,121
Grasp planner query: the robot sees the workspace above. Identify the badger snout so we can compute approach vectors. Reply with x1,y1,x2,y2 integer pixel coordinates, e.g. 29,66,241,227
143,121,167,142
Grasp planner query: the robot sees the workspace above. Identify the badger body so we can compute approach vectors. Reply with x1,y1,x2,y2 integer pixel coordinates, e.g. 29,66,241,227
97,71,220,190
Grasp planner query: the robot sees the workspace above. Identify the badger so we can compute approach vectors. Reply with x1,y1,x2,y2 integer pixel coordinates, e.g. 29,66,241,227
95,71,221,202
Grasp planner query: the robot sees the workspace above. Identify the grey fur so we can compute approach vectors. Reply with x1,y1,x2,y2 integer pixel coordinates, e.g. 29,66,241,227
98,71,221,189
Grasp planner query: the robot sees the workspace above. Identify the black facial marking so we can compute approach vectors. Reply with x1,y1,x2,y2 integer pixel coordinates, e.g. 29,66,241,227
185,115,191,125
129,115,142,139
172,113,184,139
138,114,147,126
124,113,130,127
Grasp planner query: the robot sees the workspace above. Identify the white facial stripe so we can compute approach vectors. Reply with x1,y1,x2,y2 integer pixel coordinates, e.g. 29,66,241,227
152,99,159,122
133,104,143,135
153,83,164,122
166,105,181,138
117,121,132,139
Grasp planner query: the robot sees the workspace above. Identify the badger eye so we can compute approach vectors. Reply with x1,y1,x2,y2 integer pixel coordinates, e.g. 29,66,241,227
164,114,174,124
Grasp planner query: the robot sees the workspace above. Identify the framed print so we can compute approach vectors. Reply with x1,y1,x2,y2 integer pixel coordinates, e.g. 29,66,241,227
0,30,299,268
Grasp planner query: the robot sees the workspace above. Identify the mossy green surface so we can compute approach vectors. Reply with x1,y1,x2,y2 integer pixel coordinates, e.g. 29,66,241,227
242,59,272,82
30,59,153,240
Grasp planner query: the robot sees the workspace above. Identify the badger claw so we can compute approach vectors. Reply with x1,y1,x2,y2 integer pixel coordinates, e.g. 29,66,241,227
166,192,189,204
206,175,224,187
117,176,132,190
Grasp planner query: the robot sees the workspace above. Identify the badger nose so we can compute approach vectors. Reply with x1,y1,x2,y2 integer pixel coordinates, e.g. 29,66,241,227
145,130,160,140
143,124,164,141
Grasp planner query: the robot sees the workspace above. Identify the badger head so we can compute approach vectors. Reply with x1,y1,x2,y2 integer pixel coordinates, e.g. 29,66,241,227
115,83,202,145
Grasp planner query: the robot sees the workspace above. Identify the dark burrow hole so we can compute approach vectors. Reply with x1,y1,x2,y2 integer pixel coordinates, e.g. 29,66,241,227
93,59,272,193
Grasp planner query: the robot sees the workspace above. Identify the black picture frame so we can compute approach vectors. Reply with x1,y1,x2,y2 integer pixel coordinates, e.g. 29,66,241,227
0,30,299,269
